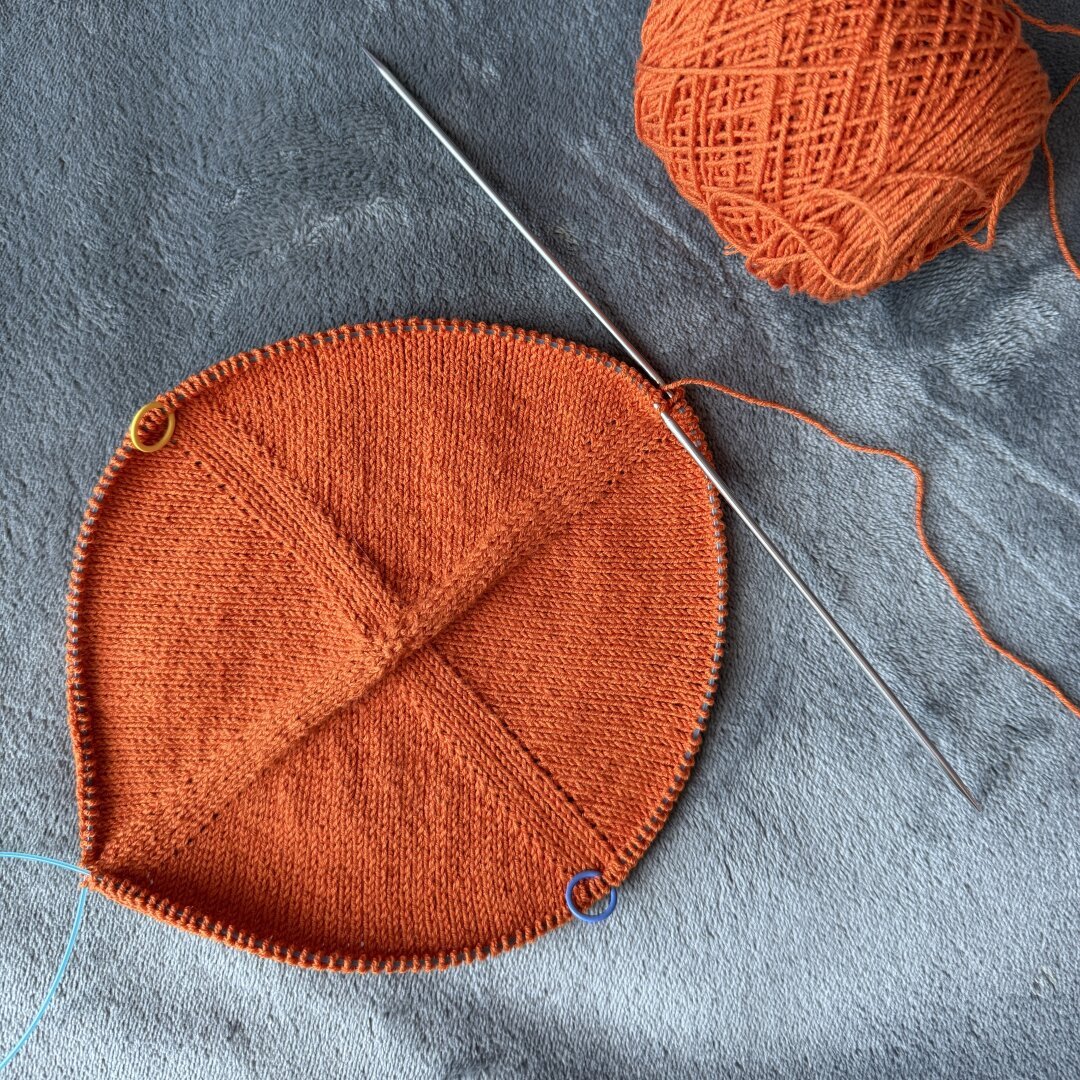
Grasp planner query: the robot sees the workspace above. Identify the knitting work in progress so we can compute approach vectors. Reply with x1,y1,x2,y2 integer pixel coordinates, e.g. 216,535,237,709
635,0,1079,300
66,318,725,971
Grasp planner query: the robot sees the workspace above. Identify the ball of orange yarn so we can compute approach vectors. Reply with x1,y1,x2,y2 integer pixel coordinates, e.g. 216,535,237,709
635,0,1052,301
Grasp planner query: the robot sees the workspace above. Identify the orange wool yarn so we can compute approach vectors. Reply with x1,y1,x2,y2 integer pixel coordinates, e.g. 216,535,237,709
635,0,1075,301
66,319,725,970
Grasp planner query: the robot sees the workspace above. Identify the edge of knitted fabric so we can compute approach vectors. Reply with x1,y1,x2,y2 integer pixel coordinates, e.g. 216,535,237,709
65,317,728,971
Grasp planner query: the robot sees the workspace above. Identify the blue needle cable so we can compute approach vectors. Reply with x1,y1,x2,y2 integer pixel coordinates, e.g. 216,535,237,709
0,852,89,1073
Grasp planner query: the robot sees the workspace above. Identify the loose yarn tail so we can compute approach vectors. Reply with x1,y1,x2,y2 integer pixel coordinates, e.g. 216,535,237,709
667,377,1080,723
1007,2,1080,280
0,852,88,1073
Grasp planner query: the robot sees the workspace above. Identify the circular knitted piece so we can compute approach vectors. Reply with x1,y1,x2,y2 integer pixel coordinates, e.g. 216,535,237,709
635,0,1052,301
66,319,726,971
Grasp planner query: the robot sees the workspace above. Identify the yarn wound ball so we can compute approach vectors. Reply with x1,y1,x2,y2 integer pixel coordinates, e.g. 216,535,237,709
635,0,1053,301
67,319,725,970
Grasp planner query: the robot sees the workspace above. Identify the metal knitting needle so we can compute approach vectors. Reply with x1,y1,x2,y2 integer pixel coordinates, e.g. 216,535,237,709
363,48,981,812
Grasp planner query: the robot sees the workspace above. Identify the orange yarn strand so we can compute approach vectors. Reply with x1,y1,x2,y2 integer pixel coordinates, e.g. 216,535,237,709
668,377,1080,721
1006,3,1080,279
1008,3,1080,38
1044,121,1080,280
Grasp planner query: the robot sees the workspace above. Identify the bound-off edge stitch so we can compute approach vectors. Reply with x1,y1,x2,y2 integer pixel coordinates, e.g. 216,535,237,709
65,317,727,971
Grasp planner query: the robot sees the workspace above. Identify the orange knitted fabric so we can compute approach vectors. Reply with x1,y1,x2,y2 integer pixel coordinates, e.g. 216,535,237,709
66,319,726,971
635,0,1056,301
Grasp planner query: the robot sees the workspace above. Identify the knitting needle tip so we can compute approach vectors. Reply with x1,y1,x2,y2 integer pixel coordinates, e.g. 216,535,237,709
365,53,983,814
361,45,385,71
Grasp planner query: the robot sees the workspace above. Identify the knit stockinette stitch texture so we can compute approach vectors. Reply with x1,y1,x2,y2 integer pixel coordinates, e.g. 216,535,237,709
67,319,726,971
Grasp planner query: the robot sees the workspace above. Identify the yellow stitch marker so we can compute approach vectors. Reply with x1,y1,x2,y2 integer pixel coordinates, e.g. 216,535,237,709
128,401,176,454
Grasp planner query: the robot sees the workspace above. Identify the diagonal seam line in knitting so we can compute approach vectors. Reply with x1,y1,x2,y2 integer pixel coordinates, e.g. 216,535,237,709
96,398,661,872
65,321,675,876
65,319,726,969
394,647,620,866
191,405,656,861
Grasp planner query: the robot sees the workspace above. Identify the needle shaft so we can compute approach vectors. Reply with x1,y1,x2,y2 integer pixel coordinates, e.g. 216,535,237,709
363,47,981,811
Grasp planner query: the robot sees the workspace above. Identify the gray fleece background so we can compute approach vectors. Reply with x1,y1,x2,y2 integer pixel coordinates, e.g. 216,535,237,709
1,1,1079,1077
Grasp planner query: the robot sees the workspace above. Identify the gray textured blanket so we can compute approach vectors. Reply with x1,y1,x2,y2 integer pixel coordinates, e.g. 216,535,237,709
1,2,1078,1077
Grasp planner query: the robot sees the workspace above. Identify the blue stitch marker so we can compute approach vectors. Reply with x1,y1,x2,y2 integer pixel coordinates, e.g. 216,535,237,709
565,870,617,924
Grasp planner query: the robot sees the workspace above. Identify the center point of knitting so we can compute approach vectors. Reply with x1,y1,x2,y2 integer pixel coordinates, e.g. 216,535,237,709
69,320,725,969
